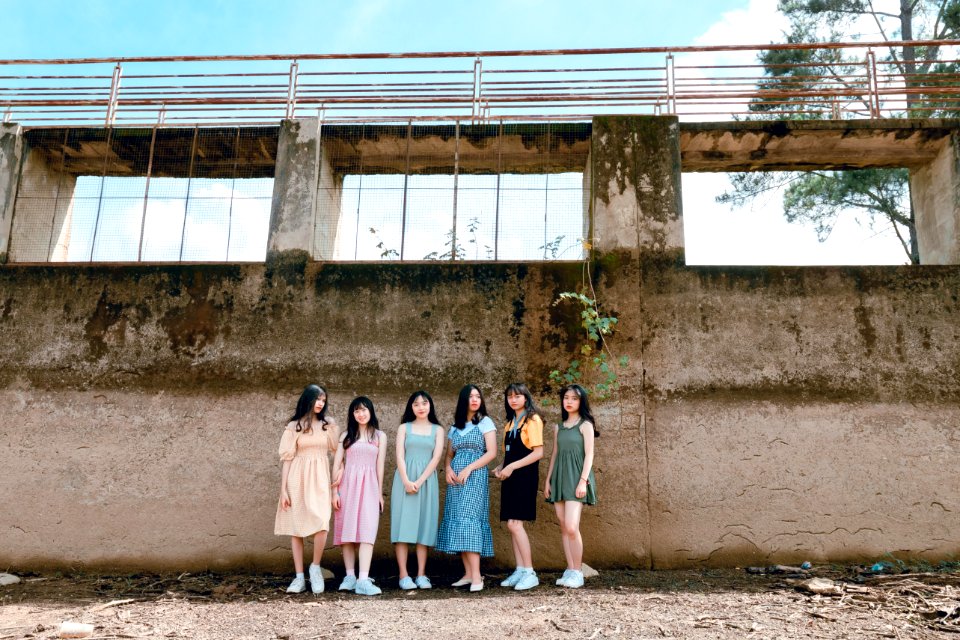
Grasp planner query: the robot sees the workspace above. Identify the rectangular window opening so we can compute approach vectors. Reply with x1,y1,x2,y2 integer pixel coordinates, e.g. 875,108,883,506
681,169,914,266
316,122,590,262
9,127,277,263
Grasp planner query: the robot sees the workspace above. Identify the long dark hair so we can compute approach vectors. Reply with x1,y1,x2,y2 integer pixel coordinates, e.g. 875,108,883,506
453,384,488,430
400,390,440,425
344,396,379,449
503,382,540,422
559,384,599,437
290,384,329,432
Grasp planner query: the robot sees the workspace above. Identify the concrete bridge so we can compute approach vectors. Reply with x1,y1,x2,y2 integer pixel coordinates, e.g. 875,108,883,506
0,116,957,570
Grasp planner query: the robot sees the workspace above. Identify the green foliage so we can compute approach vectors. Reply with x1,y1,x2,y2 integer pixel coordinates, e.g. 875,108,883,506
546,291,627,402
369,227,399,259
538,235,566,260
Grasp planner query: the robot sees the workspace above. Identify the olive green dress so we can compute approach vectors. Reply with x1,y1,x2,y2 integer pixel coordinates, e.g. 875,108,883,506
547,418,597,505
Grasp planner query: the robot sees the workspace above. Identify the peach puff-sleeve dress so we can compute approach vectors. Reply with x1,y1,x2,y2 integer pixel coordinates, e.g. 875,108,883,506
274,421,339,537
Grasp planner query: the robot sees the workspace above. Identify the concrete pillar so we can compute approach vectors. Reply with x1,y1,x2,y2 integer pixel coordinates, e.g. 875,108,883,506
911,131,960,265
9,139,77,263
268,118,342,261
0,123,24,263
590,116,683,255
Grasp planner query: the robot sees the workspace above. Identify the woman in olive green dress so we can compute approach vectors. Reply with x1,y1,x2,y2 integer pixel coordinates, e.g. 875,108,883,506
543,384,597,589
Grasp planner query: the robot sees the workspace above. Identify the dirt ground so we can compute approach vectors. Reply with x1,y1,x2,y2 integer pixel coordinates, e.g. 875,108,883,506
1,567,958,640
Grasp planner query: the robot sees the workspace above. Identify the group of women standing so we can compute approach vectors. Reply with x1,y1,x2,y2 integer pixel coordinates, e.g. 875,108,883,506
273,382,598,595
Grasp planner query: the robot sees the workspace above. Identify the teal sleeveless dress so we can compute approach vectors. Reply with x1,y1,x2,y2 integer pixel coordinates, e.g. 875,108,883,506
390,423,440,545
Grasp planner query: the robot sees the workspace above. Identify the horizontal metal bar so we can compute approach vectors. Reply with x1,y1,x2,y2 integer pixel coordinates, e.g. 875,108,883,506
2,39,957,65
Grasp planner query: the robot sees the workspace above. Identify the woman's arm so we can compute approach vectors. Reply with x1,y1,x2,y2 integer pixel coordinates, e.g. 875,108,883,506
456,430,498,484
543,424,559,499
395,425,416,492
328,420,342,486
497,446,543,479
280,459,293,509
331,436,345,510
443,437,457,485
414,427,445,489
577,421,596,499
377,431,388,512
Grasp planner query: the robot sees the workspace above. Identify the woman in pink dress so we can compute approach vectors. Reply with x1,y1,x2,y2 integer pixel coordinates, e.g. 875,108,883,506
332,396,387,596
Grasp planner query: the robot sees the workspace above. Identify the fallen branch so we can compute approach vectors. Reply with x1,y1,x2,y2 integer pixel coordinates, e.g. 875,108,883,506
89,599,137,613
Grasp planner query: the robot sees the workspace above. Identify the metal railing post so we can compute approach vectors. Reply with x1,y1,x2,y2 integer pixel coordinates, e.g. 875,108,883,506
472,57,482,122
286,60,300,119
2,108,11,123
865,49,881,118
665,54,676,115
105,62,122,126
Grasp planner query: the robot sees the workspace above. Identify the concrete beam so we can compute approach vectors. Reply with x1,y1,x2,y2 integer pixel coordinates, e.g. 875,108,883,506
320,123,590,175
591,116,683,254
0,123,24,262
911,131,960,264
680,120,955,171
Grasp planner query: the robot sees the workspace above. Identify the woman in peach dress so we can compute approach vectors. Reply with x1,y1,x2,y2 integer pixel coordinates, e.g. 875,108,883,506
275,384,338,594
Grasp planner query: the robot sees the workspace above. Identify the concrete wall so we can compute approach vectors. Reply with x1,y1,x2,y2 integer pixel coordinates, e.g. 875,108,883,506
1,116,958,572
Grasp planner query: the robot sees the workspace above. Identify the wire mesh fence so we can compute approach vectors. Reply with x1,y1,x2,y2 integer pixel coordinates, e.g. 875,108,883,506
9,126,276,262
315,120,590,261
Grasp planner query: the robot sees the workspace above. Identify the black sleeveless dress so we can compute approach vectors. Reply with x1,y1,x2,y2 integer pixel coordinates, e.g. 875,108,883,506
499,416,540,522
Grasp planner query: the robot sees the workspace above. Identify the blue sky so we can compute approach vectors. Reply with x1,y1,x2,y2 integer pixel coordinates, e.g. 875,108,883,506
1,0,749,58
1,0,910,265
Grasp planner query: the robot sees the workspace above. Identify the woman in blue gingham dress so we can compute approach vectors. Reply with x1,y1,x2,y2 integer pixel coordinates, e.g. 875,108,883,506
436,385,497,590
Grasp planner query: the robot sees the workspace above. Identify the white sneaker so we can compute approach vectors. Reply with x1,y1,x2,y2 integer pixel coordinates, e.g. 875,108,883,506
414,575,432,589
355,578,382,596
556,569,574,586
338,575,357,591
308,564,324,594
564,570,584,589
286,575,306,593
514,570,539,591
398,576,416,590
500,568,524,588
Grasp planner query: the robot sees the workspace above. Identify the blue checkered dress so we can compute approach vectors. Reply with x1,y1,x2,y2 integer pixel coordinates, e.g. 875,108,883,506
436,420,494,557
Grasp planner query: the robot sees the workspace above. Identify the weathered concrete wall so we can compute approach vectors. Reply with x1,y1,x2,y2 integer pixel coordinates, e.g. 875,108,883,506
1,258,958,570
0,262,646,571
1,117,959,573
638,260,960,567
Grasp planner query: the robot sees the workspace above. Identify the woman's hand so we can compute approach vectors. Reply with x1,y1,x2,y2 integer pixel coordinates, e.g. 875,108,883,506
492,465,501,480
543,480,551,500
332,493,341,511
379,495,385,512
280,488,291,510
575,479,588,499
497,465,513,480
404,479,418,494
445,466,457,485
331,468,343,488
455,466,472,485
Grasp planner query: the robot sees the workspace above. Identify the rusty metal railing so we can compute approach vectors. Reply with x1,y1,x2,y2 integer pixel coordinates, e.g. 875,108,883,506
2,41,959,126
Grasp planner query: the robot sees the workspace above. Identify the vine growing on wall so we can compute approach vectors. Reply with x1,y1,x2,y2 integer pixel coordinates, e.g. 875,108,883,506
545,257,628,405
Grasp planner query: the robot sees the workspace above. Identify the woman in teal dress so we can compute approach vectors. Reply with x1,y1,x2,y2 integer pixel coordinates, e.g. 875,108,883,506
543,384,597,589
390,390,444,590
